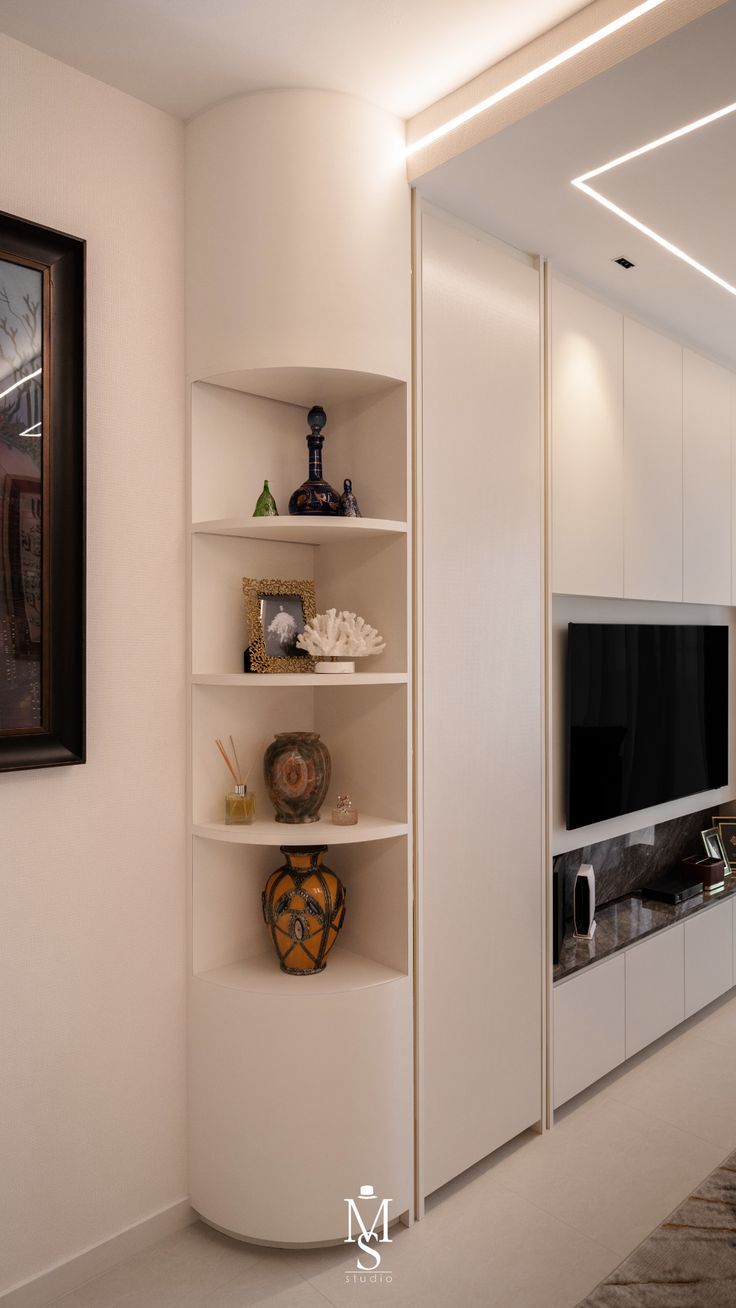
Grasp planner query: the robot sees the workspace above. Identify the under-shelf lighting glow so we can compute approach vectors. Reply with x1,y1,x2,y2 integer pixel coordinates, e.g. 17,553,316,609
0,367,42,403
406,0,668,158
572,100,736,297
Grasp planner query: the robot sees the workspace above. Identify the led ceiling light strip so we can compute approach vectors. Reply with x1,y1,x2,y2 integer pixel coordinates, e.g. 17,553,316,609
406,0,668,157
19,420,42,436
572,102,736,297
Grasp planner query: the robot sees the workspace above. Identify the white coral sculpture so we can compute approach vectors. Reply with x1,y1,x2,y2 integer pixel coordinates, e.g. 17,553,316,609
296,608,386,659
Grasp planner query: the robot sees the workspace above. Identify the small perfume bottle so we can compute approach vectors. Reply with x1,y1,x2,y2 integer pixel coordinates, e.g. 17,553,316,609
332,793,358,826
226,784,256,825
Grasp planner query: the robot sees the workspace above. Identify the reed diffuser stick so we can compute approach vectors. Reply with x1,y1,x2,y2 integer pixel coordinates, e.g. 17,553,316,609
215,737,239,785
229,734,243,785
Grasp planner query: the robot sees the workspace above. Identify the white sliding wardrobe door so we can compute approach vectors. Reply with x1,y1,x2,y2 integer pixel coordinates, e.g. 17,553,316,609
419,207,543,1199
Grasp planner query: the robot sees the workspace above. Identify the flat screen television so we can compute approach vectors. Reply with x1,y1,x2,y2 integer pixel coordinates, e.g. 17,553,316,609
566,624,728,830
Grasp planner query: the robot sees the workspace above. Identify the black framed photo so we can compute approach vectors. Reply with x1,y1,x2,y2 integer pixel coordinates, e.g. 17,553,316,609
0,210,85,769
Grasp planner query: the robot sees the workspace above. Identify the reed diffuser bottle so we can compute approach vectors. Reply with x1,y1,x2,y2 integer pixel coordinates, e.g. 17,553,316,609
215,735,257,825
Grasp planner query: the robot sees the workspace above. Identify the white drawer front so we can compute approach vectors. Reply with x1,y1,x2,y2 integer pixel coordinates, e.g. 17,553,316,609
685,902,733,1018
625,924,684,1058
554,955,625,1109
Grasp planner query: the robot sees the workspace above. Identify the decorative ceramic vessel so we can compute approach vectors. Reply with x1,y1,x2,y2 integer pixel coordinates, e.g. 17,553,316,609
253,479,278,516
263,731,331,823
262,845,346,974
338,478,362,517
288,406,340,515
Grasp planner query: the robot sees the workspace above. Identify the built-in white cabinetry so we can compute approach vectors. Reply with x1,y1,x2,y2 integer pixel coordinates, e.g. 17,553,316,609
625,923,684,1057
623,319,683,602
732,376,736,606
683,348,732,606
552,277,735,603
555,899,735,1109
684,900,733,1017
551,280,623,598
418,207,543,1199
553,956,625,1109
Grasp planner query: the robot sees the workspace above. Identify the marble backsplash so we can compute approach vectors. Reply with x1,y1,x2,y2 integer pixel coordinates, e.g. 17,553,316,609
555,802,736,914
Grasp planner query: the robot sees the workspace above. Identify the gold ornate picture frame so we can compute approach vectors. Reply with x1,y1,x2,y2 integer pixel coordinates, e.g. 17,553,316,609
242,577,316,673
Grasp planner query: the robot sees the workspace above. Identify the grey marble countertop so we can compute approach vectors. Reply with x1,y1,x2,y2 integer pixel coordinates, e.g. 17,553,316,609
554,874,736,983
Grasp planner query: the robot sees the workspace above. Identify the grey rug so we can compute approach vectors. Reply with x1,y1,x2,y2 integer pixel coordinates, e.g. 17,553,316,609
578,1148,736,1307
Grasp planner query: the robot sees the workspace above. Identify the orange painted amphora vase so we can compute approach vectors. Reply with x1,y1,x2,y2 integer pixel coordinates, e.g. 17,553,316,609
262,846,346,975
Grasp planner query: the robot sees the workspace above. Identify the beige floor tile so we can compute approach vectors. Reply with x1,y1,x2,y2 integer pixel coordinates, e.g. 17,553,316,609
301,1183,617,1308
603,1027,736,1150
199,1259,333,1307
51,1223,260,1308
486,1095,725,1259
679,991,736,1049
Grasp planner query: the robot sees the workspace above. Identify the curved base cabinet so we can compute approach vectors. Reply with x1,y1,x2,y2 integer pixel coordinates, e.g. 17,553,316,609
189,968,413,1244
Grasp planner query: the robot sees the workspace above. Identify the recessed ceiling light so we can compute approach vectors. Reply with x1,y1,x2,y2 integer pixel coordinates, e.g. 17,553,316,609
613,257,635,269
406,0,668,158
573,100,736,297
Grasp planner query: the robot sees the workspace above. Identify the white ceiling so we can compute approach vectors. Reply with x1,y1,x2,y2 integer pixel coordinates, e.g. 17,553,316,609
0,0,587,121
417,0,736,366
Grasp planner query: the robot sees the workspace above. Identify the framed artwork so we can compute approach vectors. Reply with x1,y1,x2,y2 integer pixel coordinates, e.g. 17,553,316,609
243,577,316,673
0,210,85,770
712,816,736,871
701,826,728,867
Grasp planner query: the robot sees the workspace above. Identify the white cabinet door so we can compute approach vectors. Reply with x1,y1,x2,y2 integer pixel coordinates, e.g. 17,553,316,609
732,376,736,605
623,319,683,602
554,955,625,1109
683,349,732,605
684,902,733,1018
420,210,543,1197
625,924,684,1058
551,279,623,598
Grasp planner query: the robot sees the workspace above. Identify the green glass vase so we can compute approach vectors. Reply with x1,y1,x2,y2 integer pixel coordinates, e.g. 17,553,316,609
253,479,278,517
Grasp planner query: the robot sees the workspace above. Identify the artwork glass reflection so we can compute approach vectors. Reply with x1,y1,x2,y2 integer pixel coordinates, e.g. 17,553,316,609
0,256,44,732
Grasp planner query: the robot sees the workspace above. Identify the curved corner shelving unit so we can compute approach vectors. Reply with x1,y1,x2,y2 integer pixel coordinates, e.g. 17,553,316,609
186,88,412,1247
186,351,412,1249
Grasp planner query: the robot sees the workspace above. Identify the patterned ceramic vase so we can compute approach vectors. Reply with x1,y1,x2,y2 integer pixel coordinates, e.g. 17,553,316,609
263,731,331,823
262,846,346,974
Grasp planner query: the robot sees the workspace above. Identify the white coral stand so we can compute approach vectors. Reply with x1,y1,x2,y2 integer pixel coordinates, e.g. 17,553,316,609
185,90,413,1244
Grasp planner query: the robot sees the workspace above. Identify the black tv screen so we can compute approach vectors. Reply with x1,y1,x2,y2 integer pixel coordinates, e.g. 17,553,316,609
566,624,728,830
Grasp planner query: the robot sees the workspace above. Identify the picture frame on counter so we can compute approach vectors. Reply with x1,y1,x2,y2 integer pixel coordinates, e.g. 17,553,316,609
712,816,736,871
242,576,316,673
701,825,729,869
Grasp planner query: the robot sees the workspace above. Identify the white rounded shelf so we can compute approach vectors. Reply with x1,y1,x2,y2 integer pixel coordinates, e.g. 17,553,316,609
192,672,408,686
193,815,408,845
191,516,407,543
197,948,405,996
199,364,405,408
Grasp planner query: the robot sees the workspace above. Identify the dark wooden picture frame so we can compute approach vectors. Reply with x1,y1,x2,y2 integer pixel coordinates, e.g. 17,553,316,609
0,210,85,770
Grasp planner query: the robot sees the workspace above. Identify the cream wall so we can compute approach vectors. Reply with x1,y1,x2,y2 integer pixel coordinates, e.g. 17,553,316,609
0,35,186,1296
